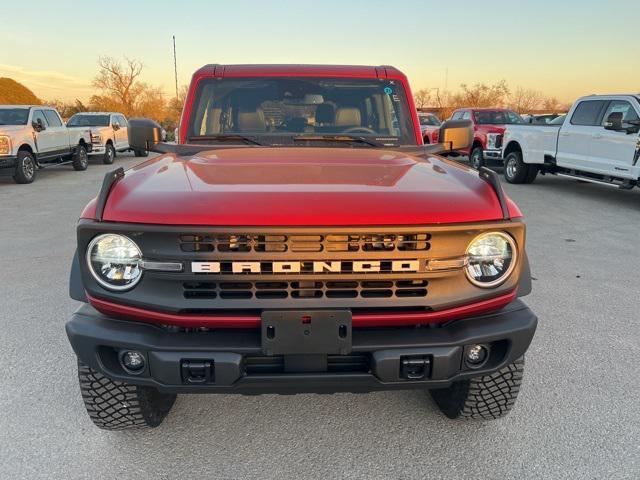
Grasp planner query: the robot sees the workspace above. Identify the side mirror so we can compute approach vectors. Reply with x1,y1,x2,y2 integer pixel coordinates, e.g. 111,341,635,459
128,117,164,152
438,119,473,151
604,112,623,131
112,122,120,131
32,118,46,132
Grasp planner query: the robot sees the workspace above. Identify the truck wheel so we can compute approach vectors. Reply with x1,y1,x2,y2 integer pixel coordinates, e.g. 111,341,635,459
523,165,538,184
430,356,525,420
504,151,532,184
13,150,37,184
470,147,484,169
77,360,176,430
103,143,116,164
133,149,148,157
72,145,89,171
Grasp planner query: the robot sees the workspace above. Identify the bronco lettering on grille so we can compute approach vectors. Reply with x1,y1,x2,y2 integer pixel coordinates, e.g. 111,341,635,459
191,260,424,274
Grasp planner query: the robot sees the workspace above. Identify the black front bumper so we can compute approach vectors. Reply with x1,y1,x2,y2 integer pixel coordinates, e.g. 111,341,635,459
0,155,17,171
66,300,537,394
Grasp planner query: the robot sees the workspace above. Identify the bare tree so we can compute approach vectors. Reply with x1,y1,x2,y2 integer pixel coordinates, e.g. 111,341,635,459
413,88,432,109
508,87,543,114
92,56,144,116
450,81,510,109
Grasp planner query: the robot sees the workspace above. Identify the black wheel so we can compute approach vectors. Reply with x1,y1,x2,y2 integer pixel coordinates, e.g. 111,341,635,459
72,145,88,171
470,147,484,169
430,357,525,420
103,143,116,164
524,164,538,184
13,150,37,184
134,149,148,157
77,360,176,430
504,152,538,183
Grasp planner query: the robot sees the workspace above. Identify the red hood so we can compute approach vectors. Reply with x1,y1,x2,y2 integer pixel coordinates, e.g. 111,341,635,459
89,147,520,226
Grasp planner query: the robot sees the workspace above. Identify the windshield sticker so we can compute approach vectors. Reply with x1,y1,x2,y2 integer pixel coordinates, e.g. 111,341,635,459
384,86,393,95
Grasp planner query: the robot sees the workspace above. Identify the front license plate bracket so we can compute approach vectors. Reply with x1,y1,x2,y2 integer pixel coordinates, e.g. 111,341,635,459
261,310,352,356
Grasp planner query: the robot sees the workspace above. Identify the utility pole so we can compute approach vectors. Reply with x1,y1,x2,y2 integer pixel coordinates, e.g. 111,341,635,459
173,35,178,98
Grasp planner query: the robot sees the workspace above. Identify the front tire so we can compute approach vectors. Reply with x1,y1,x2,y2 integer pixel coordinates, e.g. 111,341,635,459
133,148,148,157
77,360,176,430
470,147,484,169
72,145,88,171
504,151,537,184
430,357,525,420
13,150,37,184
103,143,115,165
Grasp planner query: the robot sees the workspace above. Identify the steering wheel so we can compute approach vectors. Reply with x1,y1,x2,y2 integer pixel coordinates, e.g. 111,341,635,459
342,126,376,135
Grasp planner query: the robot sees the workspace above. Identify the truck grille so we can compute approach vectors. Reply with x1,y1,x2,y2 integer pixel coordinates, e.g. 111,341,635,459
179,233,431,253
183,279,428,300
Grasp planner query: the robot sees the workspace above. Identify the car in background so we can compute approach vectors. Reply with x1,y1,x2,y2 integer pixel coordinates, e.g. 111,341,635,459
0,105,91,184
418,112,441,144
521,114,562,125
501,94,640,186
67,112,147,164
449,108,524,169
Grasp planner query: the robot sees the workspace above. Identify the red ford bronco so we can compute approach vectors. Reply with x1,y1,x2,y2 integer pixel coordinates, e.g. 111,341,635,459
66,64,536,429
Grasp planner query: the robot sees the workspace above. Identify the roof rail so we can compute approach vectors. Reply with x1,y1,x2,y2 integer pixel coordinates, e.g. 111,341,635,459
478,167,510,220
95,167,125,221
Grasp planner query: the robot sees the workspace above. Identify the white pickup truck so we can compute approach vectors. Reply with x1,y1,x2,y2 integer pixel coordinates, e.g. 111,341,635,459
0,105,92,184
501,94,640,188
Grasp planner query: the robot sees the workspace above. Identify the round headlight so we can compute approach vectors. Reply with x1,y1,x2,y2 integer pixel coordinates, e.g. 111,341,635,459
465,232,517,288
87,234,142,291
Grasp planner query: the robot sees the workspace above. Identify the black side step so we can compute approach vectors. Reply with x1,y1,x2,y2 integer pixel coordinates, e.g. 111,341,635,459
479,167,510,220
95,167,125,221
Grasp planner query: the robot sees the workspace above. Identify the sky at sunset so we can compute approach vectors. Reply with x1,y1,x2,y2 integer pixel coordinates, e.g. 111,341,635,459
1,0,638,103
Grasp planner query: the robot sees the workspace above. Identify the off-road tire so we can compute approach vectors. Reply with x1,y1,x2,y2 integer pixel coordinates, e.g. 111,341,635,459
133,148,148,157
103,143,116,164
13,150,37,184
430,356,525,420
77,360,176,430
72,145,89,171
504,151,537,184
470,147,484,169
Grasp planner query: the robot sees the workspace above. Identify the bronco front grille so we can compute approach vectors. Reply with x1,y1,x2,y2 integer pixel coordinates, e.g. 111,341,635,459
179,233,431,253
183,279,428,300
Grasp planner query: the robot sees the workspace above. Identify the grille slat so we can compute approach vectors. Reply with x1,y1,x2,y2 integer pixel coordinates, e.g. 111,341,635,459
180,232,431,254
183,279,428,300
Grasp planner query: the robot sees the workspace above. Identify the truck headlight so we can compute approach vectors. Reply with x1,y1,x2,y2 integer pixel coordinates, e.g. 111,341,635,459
87,234,143,291
486,133,502,150
465,232,517,288
0,136,11,155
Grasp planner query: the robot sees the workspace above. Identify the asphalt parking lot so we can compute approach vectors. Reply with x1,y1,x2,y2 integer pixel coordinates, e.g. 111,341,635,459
1,153,638,480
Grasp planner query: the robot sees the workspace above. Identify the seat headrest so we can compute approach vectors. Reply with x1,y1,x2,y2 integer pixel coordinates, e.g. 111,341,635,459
237,106,266,132
315,103,335,124
335,107,361,127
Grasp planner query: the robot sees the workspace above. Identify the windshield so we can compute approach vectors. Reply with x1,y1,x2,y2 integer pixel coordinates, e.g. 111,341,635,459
0,108,29,125
474,110,523,125
67,114,110,127
188,77,417,146
419,114,441,126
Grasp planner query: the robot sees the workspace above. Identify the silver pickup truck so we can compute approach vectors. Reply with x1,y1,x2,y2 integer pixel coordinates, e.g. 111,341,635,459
0,105,92,184
501,94,640,188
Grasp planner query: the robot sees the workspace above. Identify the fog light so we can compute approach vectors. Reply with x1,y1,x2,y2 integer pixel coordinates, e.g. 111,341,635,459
121,351,145,373
465,345,488,366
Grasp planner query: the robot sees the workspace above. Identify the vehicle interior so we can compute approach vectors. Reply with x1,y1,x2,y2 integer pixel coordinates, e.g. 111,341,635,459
188,78,416,144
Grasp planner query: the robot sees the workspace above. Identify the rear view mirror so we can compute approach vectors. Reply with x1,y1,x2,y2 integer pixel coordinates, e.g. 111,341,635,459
604,112,623,131
32,118,45,132
438,119,473,151
112,122,120,130
128,118,164,152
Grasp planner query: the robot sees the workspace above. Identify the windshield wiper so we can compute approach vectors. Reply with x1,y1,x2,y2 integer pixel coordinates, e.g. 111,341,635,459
189,134,263,146
293,134,389,148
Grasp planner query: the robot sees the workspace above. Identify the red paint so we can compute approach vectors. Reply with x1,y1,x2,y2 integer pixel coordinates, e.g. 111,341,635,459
87,290,517,329
450,108,518,155
95,148,515,225
179,64,423,147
